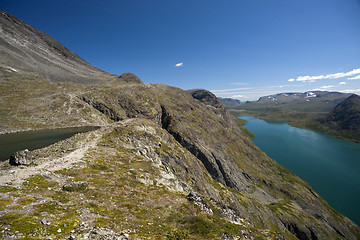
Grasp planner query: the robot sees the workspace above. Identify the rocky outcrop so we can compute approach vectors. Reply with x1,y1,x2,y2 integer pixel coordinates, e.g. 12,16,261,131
9,149,33,166
187,192,213,214
117,73,143,84
187,89,224,109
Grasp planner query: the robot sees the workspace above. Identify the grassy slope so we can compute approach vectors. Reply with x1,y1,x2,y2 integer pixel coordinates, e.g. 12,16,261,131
1,77,359,239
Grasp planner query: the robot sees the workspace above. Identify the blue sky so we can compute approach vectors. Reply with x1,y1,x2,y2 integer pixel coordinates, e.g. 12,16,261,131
2,0,360,100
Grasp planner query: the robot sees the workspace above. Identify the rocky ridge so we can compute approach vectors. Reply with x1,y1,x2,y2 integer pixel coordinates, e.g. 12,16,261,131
0,10,359,239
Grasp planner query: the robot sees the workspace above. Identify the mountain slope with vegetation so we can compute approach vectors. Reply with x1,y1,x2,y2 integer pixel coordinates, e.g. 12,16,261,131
315,94,360,142
0,10,359,239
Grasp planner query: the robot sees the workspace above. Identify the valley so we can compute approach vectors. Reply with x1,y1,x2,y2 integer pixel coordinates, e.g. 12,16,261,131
227,92,360,143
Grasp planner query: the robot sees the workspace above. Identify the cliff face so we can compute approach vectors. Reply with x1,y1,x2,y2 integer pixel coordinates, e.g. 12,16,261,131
0,11,359,239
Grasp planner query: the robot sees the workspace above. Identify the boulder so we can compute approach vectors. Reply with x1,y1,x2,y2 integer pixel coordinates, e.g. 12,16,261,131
62,181,88,192
9,149,34,166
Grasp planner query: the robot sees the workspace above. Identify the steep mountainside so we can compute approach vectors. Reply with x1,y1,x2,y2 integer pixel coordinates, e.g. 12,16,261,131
0,10,359,239
0,10,115,84
316,94,360,142
326,94,360,130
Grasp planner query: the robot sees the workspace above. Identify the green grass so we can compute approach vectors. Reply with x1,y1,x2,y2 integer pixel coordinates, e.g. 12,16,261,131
0,186,17,193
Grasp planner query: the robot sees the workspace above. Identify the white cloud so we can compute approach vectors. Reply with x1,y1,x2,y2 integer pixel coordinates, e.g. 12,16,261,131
319,85,334,90
296,75,325,82
349,75,360,80
175,62,183,67
289,68,360,82
339,82,346,85
230,95,245,98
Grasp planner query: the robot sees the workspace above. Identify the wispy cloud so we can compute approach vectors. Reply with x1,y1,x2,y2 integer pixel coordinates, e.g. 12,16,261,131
341,89,360,94
339,82,346,85
229,82,249,86
288,68,360,82
175,62,183,67
211,87,252,93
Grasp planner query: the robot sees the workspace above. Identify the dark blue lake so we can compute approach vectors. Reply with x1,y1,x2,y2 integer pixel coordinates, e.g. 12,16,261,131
0,126,99,162
239,116,360,226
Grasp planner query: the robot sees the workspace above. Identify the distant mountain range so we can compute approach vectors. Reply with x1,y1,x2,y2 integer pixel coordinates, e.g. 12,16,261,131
237,91,352,113
219,97,241,108
227,91,360,142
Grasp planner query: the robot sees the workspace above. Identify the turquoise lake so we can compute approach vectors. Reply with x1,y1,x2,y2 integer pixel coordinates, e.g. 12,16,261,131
239,116,360,226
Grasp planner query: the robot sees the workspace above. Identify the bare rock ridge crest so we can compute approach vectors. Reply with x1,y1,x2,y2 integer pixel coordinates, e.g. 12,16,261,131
1,10,360,239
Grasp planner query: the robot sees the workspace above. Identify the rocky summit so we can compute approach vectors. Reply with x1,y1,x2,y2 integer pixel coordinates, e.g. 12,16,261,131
0,10,360,240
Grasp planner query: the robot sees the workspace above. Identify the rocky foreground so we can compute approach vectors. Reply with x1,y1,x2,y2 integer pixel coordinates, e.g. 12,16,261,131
0,10,360,239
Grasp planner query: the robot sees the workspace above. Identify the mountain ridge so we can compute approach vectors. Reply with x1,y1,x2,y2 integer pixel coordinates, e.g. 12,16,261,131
0,10,359,239
0,10,116,84
237,91,352,113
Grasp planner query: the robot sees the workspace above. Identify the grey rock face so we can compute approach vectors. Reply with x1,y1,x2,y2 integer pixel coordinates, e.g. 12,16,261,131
9,149,33,166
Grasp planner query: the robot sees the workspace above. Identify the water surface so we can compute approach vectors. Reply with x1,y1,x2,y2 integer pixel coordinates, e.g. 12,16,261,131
0,126,99,161
240,116,360,225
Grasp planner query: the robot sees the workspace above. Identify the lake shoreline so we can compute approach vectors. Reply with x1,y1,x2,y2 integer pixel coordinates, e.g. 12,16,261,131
0,124,102,135
238,115,360,226
0,126,100,162
230,110,360,143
